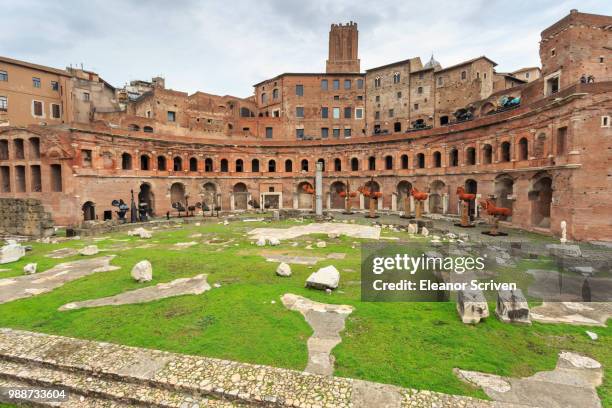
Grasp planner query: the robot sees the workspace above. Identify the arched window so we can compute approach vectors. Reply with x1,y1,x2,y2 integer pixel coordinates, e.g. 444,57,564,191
204,158,213,172
173,156,182,171
482,144,493,164
128,124,140,131
466,147,476,165
401,154,408,169
157,156,166,171
334,158,342,171
251,158,260,172
143,126,153,133
140,155,150,171
317,158,325,172
449,148,458,167
261,93,267,104
368,156,376,170
284,159,293,172
351,157,359,171
384,155,393,170
268,159,276,172
501,141,511,162
416,153,425,168
518,138,528,160
220,159,228,172
121,153,132,170
236,159,244,172
433,151,441,167
189,157,198,171
301,159,309,172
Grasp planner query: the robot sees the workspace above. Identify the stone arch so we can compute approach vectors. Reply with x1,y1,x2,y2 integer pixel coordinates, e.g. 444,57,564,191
297,181,314,209
128,124,140,131
396,180,412,211
170,182,186,208
351,157,359,171
82,201,96,221
494,174,514,221
530,173,553,228
202,182,218,209
330,181,346,209
233,182,248,210
363,180,380,210
429,180,446,214
138,183,155,216
121,152,132,170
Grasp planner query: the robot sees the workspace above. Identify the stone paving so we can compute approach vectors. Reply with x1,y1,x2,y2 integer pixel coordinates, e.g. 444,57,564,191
248,223,381,241
0,256,119,304
0,328,525,407
59,274,211,311
281,294,353,376
531,302,612,326
455,351,603,408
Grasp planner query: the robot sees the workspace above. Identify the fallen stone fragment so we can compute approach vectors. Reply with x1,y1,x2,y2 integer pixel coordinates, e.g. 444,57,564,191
457,289,489,324
23,263,37,275
45,247,79,259
407,223,418,234
316,241,327,248
586,330,598,340
269,237,281,246
546,243,582,258
306,265,340,290
421,227,429,237
172,241,197,250
276,262,292,277
131,260,152,283
496,289,530,324
79,245,99,256
249,222,380,241
128,227,152,239
256,237,267,247
59,274,210,311
0,241,26,264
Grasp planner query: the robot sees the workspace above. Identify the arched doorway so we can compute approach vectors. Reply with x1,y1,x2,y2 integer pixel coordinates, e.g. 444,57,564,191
297,181,314,209
82,201,95,221
233,182,248,210
396,181,412,212
494,175,514,221
531,175,553,228
330,181,346,209
138,183,155,216
170,183,186,208
429,180,446,214
363,180,380,210
202,182,217,210
464,179,477,218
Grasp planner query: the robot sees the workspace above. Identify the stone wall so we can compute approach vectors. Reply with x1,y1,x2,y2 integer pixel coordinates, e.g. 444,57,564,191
0,198,54,237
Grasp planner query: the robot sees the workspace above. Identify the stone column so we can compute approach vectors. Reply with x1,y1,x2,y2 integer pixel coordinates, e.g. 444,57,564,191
424,197,430,213
315,162,323,216
391,193,397,211
410,196,415,212
475,193,481,218
359,193,365,210
230,193,235,211
326,192,331,209
443,194,449,214
293,193,298,210
247,193,252,210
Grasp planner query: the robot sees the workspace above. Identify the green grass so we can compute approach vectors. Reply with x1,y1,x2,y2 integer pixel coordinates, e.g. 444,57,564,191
0,219,609,405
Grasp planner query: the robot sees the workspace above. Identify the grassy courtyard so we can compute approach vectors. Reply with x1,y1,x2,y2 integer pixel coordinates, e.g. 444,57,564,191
0,218,609,405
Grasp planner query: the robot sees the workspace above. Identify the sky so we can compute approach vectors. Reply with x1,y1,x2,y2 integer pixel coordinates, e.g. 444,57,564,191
1,0,610,98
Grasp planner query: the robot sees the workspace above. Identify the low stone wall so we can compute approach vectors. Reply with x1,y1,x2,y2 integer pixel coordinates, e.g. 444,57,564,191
0,198,54,238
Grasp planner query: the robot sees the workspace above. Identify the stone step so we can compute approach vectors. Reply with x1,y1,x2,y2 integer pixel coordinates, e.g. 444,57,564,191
0,359,247,407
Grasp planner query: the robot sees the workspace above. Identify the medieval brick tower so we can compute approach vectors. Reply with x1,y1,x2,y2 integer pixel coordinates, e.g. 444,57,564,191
326,22,360,73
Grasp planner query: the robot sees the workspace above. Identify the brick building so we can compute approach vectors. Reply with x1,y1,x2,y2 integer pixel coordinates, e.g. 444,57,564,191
0,9,610,241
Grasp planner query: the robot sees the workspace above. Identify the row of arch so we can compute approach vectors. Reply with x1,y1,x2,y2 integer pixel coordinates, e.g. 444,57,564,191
0,137,41,161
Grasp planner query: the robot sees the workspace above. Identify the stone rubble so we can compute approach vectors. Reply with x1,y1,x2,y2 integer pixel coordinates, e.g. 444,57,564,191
306,265,340,290
131,260,153,283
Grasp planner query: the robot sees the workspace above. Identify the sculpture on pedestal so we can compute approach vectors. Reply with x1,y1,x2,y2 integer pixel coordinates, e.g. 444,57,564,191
455,187,476,228
111,199,129,223
339,180,357,214
409,187,428,220
358,178,382,219
479,198,512,236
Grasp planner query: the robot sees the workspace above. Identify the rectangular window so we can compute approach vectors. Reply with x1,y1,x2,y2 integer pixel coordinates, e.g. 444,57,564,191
437,77,443,86
333,79,340,90
333,95,340,100
332,107,340,119
388,109,394,118
51,104,60,118
32,77,41,88
321,127,329,138
375,111,380,120
33,101,43,117
0,96,6,111
273,110,280,117
344,107,351,119
266,127,273,138
167,111,176,122
375,95,380,102
344,79,351,89
296,128,304,139
83,92,90,101
397,91,402,99
355,108,363,119
51,81,59,91
321,107,328,119
357,95,363,101
357,79,364,89
332,128,340,138
0,71,7,81
344,128,351,138
296,107,304,118
296,84,304,96
82,149,92,168
321,79,328,90
414,103,419,110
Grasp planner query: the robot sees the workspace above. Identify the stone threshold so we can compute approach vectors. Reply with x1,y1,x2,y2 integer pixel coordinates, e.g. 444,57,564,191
0,328,528,408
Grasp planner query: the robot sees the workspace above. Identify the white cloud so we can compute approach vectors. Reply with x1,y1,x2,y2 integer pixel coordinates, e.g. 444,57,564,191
1,0,610,97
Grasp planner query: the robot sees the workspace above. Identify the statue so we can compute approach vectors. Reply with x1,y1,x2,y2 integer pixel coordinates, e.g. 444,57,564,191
409,187,428,220
358,178,382,219
137,202,149,222
479,198,512,236
455,187,476,228
111,199,129,223
339,180,357,214
172,201,186,217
